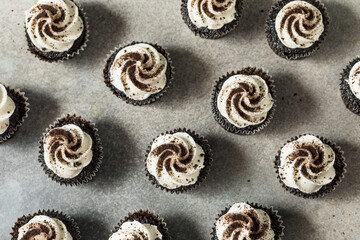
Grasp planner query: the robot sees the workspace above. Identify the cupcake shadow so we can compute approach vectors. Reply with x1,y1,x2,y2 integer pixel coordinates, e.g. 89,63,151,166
90,119,135,190
165,214,204,240
262,72,315,135
75,215,109,240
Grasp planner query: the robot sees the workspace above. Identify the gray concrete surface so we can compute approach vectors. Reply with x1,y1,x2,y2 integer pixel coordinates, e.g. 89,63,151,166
1,0,359,239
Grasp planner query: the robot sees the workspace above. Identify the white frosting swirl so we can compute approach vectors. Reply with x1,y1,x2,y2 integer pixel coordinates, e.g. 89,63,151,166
109,221,162,240
110,43,168,101
348,61,360,99
146,132,205,189
25,0,84,52
187,0,237,30
275,1,324,48
18,215,72,240
279,135,336,194
216,203,275,240
217,74,274,128
43,124,93,178
0,84,16,135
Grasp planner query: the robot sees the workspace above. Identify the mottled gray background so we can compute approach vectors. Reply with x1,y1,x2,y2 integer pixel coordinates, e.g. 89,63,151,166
1,0,360,239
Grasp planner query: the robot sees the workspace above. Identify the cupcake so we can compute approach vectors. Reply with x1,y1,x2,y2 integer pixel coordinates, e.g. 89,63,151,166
25,0,88,62
109,210,171,240
211,67,275,135
104,41,173,106
0,83,29,143
181,0,243,39
211,202,284,240
145,128,212,194
275,134,346,198
340,57,360,115
265,0,329,60
11,209,80,240
38,114,103,186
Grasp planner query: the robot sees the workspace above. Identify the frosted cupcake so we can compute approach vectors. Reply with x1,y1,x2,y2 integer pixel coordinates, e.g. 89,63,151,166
340,57,360,115
265,0,329,60
275,134,346,198
25,0,88,62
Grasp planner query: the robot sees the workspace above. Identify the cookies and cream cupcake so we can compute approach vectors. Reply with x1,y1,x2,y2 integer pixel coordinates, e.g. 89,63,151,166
275,134,346,198
104,42,173,106
181,0,243,39
145,128,212,193
340,57,360,115
25,0,88,62
11,210,80,240
212,67,275,135
0,83,29,143
211,202,284,240
265,0,329,60
38,114,103,186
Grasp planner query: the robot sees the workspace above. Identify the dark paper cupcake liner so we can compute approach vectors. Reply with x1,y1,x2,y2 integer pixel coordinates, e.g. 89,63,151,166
38,114,103,186
340,56,360,115
11,209,81,240
111,210,171,240
0,86,29,143
211,67,276,135
103,41,174,106
274,134,346,198
265,0,329,60
145,128,212,194
25,0,89,63
211,202,285,240
181,0,243,39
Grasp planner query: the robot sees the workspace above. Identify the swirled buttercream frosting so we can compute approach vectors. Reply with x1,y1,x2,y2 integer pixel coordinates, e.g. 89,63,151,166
43,124,93,178
109,43,168,101
0,84,16,135
18,215,72,240
216,203,275,240
279,135,336,194
146,132,205,189
109,221,162,240
348,61,360,99
25,0,84,52
217,74,274,128
187,0,237,30
275,1,324,49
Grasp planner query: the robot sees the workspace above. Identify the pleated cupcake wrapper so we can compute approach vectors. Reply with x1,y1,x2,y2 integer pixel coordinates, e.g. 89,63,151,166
340,56,360,115
38,114,103,186
0,86,29,143
25,1,89,63
265,0,329,60
11,209,81,240
211,202,285,240
103,41,174,106
211,67,276,135
274,134,346,199
144,128,212,194
181,0,243,39
111,210,171,240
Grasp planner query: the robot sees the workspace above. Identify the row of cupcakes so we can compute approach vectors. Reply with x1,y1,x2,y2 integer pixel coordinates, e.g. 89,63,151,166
10,205,284,240
25,0,330,62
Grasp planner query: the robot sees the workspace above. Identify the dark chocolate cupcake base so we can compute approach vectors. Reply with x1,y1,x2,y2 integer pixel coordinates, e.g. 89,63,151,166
274,135,346,198
211,67,276,135
265,0,329,60
145,128,212,194
103,41,174,106
111,210,171,240
0,86,29,143
340,57,360,115
211,202,284,240
11,209,81,240
25,0,88,62
38,114,103,186
181,0,243,39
